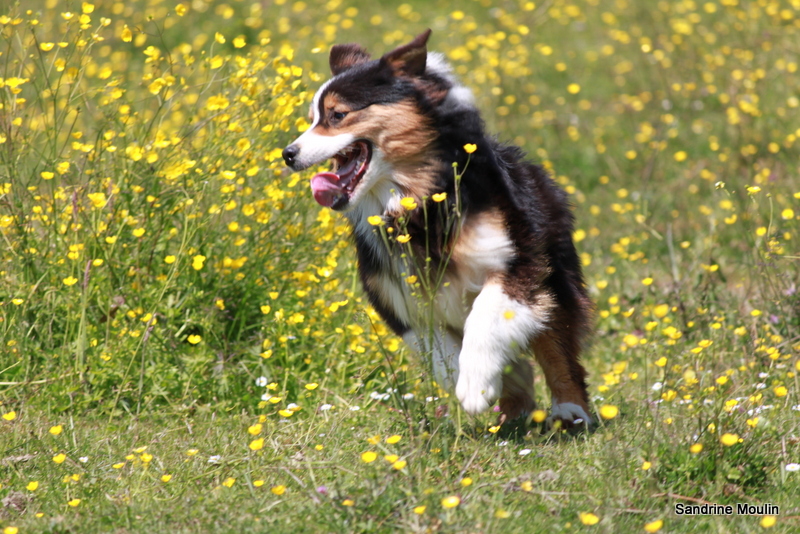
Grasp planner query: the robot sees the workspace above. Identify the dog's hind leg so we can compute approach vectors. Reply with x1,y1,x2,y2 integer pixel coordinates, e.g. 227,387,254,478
498,358,536,423
531,319,592,427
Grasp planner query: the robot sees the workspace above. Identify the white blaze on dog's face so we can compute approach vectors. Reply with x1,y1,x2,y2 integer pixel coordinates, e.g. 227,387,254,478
282,30,441,213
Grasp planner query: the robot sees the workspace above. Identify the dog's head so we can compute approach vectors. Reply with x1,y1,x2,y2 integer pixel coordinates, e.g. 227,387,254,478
283,30,466,214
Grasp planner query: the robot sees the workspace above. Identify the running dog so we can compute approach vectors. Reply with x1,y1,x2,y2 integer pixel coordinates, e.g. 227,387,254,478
282,30,593,426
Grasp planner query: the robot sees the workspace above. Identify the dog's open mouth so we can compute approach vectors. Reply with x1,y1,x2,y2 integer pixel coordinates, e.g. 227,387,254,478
310,140,372,210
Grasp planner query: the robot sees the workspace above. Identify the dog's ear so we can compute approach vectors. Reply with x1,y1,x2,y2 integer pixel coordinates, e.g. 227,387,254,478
329,44,371,76
381,29,431,77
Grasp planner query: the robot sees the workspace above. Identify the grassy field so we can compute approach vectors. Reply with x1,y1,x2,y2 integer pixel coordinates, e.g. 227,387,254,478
1,0,799,532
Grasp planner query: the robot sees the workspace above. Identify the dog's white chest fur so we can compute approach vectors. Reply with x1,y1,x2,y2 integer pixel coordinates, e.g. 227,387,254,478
365,209,515,333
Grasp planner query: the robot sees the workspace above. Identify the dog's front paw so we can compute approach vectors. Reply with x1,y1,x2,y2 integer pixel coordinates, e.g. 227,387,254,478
546,402,593,428
455,367,501,415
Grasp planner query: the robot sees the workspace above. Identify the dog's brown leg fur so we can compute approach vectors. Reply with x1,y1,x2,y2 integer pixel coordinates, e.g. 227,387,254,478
498,358,536,423
531,324,591,425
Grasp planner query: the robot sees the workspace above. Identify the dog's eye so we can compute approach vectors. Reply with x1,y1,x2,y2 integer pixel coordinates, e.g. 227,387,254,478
331,111,348,122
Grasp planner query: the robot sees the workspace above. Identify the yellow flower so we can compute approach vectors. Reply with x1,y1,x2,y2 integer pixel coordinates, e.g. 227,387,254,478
396,234,411,243
386,434,401,444
413,505,426,514
531,410,547,423
760,516,777,528
271,485,286,495
641,461,652,470
689,443,703,454
222,477,235,488
488,425,500,433
249,438,264,451
191,254,206,270
441,496,461,508
132,227,145,237
175,4,187,16
67,498,81,507
164,255,176,264
161,474,172,482
342,499,354,506
253,480,264,487
2,411,16,421
4,527,19,534
367,215,383,226
233,36,246,48
599,405,618,419
720,433,739,446
63,276,78,286
121,25,132,42
187,335,202,345
305,383,318,390
567,83,580,94
774,386,787,397
579,512,600,525
460,477,472,487
463,143,477,154
644,519,664,532
361,451,377,463
26,481,39,491
392,460,407,470
50,425,63,435
399,197,417,210
278,409,294,417
432,192,447,202
641,277,653,286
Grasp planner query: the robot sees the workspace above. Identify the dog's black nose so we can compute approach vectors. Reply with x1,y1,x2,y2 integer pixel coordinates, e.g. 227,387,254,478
282,145,299,167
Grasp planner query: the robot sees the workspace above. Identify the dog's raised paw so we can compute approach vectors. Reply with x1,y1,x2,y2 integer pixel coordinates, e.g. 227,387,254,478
455,371,500,415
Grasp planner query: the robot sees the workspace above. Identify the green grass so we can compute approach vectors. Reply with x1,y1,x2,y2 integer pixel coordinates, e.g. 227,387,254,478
1,0,799,532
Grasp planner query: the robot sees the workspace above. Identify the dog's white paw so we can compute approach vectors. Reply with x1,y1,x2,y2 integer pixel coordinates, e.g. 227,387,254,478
546,402,593,427
455,367,501,415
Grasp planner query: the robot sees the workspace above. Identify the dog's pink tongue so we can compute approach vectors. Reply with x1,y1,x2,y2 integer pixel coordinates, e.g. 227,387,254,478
310,172,342,207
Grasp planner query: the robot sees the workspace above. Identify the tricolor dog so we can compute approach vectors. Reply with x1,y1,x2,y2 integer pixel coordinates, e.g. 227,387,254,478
283,30,593,426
